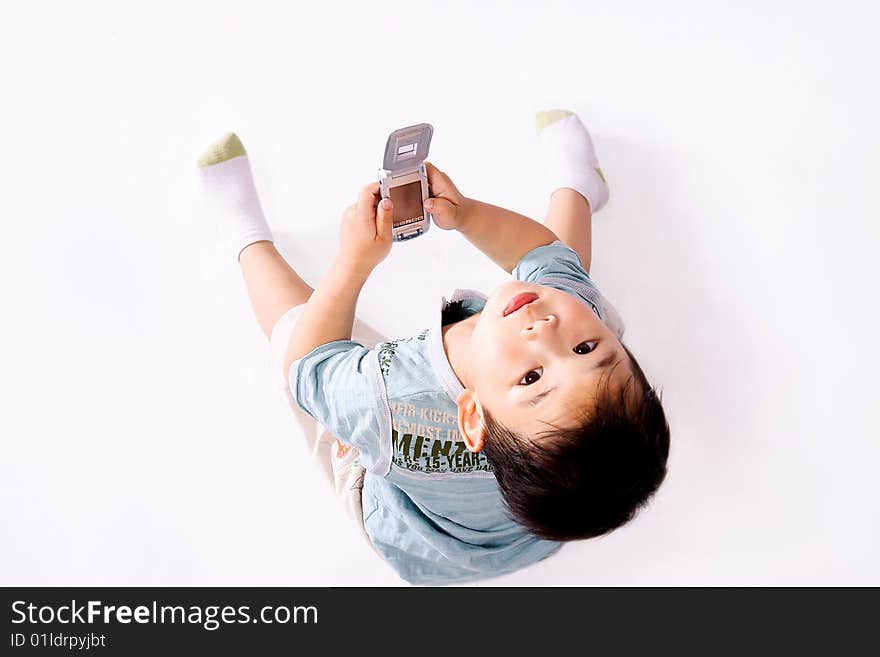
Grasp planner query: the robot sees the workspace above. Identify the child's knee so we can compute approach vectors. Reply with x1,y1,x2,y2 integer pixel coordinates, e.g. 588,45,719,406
270,305,307,381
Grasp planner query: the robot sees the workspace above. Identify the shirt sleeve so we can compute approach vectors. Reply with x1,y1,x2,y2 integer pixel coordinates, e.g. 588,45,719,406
512,239,605,320
289,339,382,470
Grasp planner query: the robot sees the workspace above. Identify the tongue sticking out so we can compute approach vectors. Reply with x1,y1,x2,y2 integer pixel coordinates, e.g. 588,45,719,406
503,293,538,317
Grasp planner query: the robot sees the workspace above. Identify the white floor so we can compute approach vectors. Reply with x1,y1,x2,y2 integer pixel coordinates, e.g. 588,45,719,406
2,0,878,586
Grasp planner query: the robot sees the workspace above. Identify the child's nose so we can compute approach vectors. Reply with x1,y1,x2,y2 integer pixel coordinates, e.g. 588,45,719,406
522,313,558,336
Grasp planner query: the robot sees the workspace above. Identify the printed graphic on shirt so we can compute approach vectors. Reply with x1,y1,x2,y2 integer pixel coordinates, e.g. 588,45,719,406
389,401,493,474
377,329,429,376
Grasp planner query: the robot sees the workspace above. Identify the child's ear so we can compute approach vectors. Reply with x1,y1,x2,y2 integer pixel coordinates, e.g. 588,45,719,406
456,388,485,453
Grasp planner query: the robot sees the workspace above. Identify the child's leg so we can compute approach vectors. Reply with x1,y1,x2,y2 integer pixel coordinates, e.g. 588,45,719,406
535,111,625,337
196,132,315,339
239,241,314,339
535,109,610,272
543,189,593,272
543,188,625,336
197,133,383,551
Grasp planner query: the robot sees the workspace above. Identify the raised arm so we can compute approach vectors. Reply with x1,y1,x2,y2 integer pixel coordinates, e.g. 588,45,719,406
424,162,557,274
284,254,369,370
455,199,558,273
284,183,394,374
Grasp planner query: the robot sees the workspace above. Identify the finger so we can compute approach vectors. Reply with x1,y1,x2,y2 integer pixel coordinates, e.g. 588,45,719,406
357,182,381,213
377,197,394,237
425,161,443,185
425,161,451,195
360,181,380,195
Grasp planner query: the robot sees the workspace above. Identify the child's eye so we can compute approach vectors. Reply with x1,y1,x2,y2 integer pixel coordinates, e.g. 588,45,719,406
573,340,598,355
519,367,543,386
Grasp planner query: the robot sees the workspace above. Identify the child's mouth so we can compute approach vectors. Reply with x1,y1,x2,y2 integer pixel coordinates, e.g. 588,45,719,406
503,292,539,317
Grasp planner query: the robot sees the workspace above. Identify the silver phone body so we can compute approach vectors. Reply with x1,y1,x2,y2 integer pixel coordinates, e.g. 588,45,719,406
378,123,434,242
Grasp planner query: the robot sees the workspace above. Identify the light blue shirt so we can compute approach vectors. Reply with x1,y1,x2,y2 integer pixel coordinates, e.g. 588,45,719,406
289,240,606,585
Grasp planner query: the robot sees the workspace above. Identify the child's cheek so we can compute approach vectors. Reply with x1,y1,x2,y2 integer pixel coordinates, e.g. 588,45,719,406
472,322,507,363
484,326,521,365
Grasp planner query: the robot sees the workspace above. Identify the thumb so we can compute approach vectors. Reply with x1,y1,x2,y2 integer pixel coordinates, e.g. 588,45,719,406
424,196,457,224
377,197,394,237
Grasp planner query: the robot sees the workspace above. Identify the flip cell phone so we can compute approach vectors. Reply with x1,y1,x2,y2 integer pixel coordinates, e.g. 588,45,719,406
378,123,434,241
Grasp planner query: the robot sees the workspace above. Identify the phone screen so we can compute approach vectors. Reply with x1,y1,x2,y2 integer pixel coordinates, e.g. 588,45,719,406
390,181,424,227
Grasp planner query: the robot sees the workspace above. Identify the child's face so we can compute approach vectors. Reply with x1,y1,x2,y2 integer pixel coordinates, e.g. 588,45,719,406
467,281,631,436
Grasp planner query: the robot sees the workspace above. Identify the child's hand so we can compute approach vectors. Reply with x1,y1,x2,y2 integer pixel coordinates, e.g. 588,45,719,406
337,182,394,275
424,162,471,230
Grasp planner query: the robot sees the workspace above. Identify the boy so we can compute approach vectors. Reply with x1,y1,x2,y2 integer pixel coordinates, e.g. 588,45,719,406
196,110,670,585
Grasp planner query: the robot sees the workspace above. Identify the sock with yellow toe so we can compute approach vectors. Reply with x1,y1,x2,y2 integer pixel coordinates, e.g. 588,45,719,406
196,132,274,262
535,109,610,214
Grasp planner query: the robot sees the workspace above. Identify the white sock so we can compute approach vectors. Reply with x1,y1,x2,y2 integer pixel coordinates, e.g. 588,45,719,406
535,109,609,214
196,132,274,262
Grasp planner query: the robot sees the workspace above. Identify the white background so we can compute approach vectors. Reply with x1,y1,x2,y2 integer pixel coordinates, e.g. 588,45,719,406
1,0,878,586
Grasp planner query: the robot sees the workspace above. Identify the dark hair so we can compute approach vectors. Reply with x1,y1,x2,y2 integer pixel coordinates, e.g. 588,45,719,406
481,343,670,542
